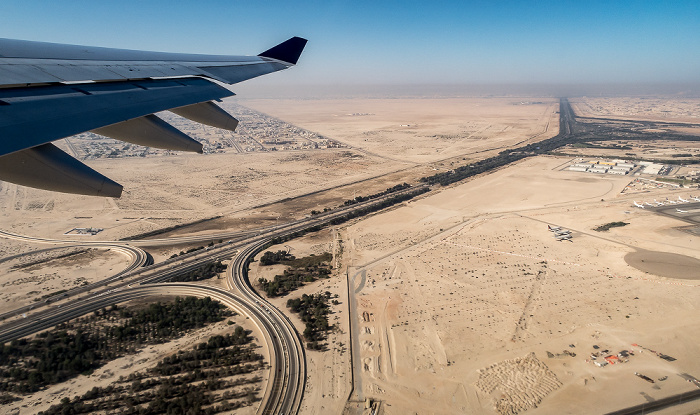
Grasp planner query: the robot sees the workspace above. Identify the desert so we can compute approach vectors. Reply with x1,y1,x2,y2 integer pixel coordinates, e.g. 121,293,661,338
1,94,699,415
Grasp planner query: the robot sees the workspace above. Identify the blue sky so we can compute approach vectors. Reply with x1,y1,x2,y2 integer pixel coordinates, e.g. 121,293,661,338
1,1,698,86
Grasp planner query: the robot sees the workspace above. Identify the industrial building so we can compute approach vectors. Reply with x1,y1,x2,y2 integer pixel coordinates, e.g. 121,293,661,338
567,159,636,175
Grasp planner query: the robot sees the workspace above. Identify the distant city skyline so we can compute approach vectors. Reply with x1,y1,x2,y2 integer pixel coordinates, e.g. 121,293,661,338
2,0,698,88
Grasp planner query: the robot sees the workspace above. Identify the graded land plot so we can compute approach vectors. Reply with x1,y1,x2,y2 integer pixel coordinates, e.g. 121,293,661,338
0,247,130,316
0,296,268,415
237,97,559,164
247,229,352,415
342,156,700,415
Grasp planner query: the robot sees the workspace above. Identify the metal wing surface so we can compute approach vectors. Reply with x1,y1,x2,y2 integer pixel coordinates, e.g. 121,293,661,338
0,36,307,197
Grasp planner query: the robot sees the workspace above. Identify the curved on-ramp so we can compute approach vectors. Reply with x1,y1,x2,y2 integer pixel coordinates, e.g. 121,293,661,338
227,241,307,415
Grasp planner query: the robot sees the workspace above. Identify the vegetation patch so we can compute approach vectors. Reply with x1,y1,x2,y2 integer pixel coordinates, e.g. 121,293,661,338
287,292,335,351
37,326,263,415
258,253,332,297
0,297,231,393
594,221,629,232
167,260,227,282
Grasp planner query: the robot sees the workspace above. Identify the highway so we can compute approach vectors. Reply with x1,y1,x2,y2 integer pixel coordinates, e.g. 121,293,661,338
0,242,305,415
0,184,428,414
226,241,306,415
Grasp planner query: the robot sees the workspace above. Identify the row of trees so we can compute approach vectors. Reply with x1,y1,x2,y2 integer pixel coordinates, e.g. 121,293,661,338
122,216,222,241
327,187,430,226
343,183,412,206
267,188,428,249
420,152,528,186
310,183,413,215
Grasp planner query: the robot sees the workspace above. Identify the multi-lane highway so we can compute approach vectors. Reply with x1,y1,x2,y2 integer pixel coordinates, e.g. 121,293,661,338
227,241,306,415
0,184,428,414
0,243,149,322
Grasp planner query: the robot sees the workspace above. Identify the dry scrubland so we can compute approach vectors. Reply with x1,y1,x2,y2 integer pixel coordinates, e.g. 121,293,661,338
0,149,403,245
0,248,128,315
345,156,700,414
569,97,700,162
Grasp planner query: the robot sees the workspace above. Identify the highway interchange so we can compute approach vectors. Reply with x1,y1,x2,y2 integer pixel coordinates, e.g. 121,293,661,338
0,184,427,415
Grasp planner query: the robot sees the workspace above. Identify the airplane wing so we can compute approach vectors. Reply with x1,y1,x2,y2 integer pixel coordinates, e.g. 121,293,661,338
0,36,307,197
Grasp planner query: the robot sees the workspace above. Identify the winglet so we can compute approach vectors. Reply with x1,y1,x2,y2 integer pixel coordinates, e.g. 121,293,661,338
258,37,307,65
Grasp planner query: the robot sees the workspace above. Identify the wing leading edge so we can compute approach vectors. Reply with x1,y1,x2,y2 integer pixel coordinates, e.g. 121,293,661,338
0,36,307,197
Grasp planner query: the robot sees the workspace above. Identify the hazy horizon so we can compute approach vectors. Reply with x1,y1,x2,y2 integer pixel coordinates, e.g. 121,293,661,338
230,82,700,100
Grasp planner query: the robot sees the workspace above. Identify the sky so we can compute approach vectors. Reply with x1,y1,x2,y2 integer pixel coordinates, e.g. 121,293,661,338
1,0,699,88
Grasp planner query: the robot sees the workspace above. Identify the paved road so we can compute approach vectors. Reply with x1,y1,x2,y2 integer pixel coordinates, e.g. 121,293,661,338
227,241,306,415
604,388,700,415
0,184,431,414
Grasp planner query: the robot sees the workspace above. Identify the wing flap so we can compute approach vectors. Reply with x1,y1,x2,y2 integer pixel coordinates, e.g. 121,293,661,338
93,114,203,153
198,61,289,84
29,63,138,82
171,102,239,132
0,143,123,197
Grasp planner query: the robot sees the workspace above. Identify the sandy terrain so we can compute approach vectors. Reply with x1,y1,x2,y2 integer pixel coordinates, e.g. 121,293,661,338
0,247,130,315
0,147,405,243
239,98,559,164
0,97,557,247
343,156,700,414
